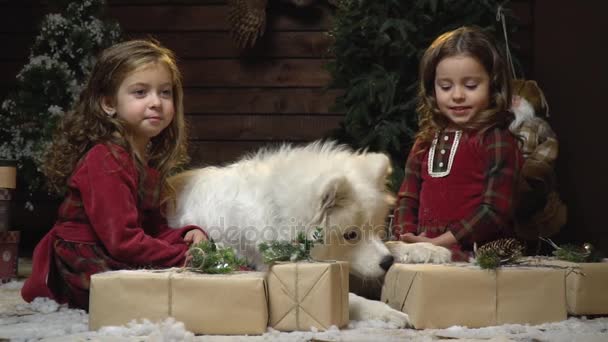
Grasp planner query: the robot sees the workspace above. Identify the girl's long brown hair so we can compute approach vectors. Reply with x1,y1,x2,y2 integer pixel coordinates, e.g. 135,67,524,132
43,39,189,199
416,26,514,148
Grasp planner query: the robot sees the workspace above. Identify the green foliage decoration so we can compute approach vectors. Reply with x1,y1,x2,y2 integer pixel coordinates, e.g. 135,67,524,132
0,0,121,198
540,238,604,263
188,241,247,274
327,0,519,189
258,227,324,264
475,238,524,269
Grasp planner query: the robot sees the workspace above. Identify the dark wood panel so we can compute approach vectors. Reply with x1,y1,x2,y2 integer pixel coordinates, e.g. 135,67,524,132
107,4,332,32
1,33,36,60
188,140,319,166
0,59,333,89
0,6,46,33
186,114,343,140
126,31,333,58
108,0,225,4
184,88,342,114
180,59,332,87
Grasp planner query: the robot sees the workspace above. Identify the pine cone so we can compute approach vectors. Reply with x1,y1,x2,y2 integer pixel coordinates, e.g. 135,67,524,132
227,0,268,48
477,238,524,260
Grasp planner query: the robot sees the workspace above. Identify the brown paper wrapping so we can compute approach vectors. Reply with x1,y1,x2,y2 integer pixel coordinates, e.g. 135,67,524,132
0,165,16,189
532,258,608,315
267,261,349,331
381,264,567,329
89,269,269,334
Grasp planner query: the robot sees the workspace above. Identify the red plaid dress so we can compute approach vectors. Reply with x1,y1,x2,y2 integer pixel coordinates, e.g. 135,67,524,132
393,126,522,261
22,144,206,310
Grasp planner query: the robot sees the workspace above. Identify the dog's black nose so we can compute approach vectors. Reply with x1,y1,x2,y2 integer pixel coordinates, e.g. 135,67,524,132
379,255,394,271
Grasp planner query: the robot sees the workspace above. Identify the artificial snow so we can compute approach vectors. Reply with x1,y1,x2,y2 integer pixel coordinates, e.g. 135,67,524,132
1,280,607,341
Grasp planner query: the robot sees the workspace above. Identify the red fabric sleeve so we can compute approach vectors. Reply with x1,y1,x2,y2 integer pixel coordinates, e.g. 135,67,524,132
143,208,208,244
73,144,188,267
392,140,424,238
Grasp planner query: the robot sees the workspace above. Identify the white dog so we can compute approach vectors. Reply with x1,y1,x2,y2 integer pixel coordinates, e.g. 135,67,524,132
167,141,450,327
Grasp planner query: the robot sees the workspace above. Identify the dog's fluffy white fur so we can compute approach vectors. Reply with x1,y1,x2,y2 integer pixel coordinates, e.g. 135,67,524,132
167,141,450,327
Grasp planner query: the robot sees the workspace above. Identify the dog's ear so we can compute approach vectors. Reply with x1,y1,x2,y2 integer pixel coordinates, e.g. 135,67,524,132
319,175,353,212
362,153,392,185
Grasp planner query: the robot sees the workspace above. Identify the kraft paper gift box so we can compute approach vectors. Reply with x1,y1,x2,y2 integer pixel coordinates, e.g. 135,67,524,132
267,261,349,331
531,257,608,315
89,269,269,334
381,263,567,329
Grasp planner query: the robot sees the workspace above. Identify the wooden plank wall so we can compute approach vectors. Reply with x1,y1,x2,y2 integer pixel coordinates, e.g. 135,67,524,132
1,0,532,167
109,0,341,166
1,0,341,167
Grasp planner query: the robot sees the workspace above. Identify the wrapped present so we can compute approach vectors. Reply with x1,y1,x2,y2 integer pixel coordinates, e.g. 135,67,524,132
381,263,567,329
89,269,268,334
0,230,19,283
0,161,16,190
267,261,349,331
532,257,608,315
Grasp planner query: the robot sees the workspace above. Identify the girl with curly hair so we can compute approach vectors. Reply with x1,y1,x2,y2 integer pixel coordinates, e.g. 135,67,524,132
22,40,208,310
392,26,522,261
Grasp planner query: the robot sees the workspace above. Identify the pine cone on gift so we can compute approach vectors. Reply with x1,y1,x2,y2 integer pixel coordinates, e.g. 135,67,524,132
475,238,525,269
227,0,268,48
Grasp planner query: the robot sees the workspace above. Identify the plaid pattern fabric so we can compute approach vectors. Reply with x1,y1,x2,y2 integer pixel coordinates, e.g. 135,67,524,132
22,143,204,309
53,239,129,311
393,127,521,246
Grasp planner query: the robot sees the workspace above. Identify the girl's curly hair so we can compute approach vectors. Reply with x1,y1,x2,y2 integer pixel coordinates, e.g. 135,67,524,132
42,39,189,199
416,26,514,148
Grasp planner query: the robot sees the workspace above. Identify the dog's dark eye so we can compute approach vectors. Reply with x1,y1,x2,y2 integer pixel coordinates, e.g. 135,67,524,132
343,230,358,241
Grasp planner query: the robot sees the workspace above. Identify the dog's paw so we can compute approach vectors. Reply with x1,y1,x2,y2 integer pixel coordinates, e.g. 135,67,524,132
375,305,411,328
348,293,411,328
385,241,451,264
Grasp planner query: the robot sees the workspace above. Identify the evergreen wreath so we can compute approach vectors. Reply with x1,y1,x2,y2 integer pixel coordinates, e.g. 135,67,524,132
0,0,120,198
327,0,520,189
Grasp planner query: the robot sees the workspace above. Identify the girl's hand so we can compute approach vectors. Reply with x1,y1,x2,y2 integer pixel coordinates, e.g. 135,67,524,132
184,229,208,246
182,230,208,267
400,233,432,243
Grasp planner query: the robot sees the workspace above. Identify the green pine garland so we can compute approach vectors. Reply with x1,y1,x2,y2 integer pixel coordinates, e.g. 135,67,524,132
258,228,324,264
541,238,604,263
475,251,504,270
552,244,589,263
187,241,246,274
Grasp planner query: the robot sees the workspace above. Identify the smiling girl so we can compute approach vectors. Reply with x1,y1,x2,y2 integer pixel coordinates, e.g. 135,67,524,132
392,26,522,261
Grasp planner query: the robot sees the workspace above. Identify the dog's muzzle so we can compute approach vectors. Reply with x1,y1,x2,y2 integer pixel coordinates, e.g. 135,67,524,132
379,255,394,272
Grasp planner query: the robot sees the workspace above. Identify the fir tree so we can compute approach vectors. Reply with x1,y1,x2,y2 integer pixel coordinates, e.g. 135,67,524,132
0,0,120,197
327,0,520,189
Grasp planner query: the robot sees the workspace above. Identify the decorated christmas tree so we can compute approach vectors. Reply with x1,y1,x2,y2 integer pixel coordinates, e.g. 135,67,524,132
328,0,520,189
0,0,120,198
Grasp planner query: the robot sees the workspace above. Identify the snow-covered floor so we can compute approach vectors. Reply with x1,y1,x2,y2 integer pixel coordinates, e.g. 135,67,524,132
1,281,607,342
